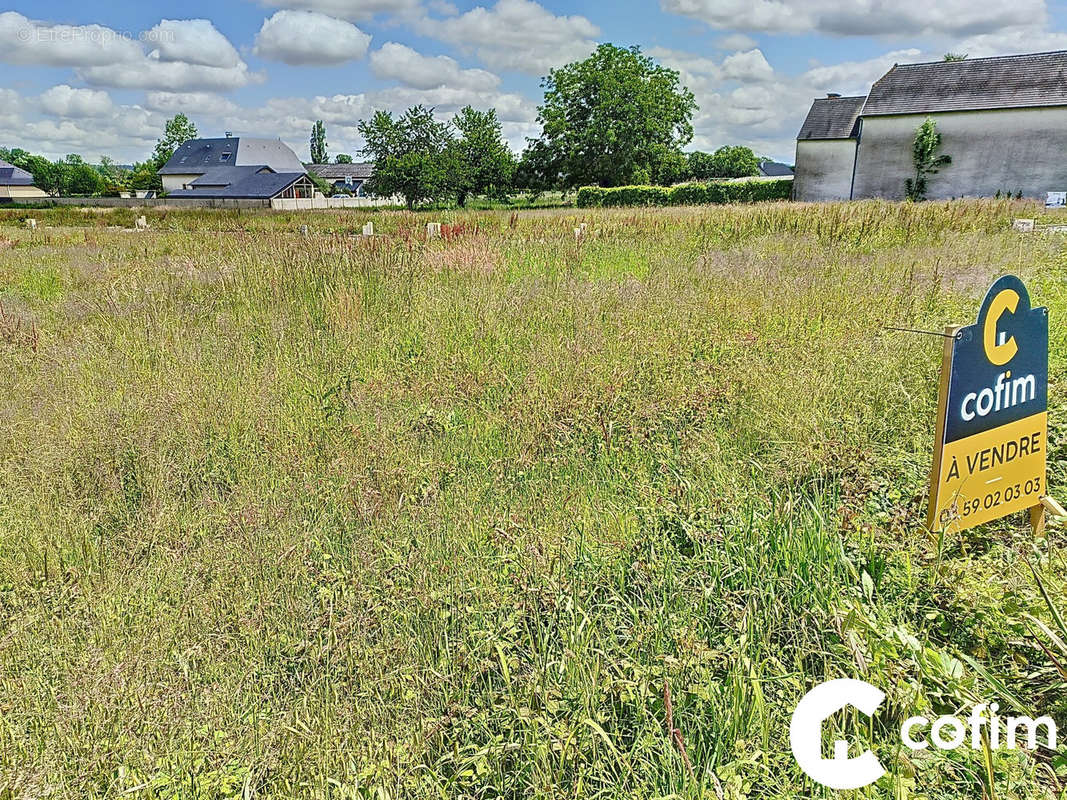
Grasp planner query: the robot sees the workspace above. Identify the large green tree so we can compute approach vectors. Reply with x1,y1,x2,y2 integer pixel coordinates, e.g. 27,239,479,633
152,113,198,170
310,120,328,164
688,146,760,180
524,44,696,189
448,106,515,206
61,154,105,196
359,105,454,209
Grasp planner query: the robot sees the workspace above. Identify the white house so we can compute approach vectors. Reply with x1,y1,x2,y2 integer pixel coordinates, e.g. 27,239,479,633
0,159,48,200
159,136,315,200
794,50,1067,201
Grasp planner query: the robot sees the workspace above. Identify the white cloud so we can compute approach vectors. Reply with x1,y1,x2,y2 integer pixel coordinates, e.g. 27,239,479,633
0,92,165,161
258,0,421,22
954,28,1067,58
145,19,241,68
0,11,143,67
253,10,371,65
39,84,113,117
0,12,259,93
415,0,599,74
369,42,500,90
146,91,238,116
716,33,757,51
78,56,263,91
801,48,923,95
721,49,774,81
659,0,1048,36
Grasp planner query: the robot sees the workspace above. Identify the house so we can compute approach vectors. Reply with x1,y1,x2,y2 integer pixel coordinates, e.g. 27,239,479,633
307,162,375,196
794,50,1067,201
159,136,315,200
758,159,794,178
793,94,865,201
0,159,48,200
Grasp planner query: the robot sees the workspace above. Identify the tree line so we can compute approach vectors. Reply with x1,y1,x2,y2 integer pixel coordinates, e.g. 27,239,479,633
3,44,774,204
353,44,767,208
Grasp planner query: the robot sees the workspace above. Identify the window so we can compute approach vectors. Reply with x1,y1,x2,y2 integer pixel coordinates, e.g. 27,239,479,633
220,152,231,161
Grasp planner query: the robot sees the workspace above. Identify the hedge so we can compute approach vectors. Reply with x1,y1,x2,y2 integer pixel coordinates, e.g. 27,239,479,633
576,179,792,208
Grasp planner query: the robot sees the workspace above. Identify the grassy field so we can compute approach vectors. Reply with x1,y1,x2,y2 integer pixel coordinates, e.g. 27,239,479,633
0,200,1065,799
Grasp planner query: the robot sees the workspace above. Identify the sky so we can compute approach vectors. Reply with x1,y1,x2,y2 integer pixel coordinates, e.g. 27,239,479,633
2,0,1067,165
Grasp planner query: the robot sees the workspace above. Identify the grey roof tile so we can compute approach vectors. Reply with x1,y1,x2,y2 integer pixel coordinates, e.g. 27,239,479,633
168,170,307,199
863,50,1067,115
159,137,304,175
0,158,35,186
308,163,375,180
797,96,866,140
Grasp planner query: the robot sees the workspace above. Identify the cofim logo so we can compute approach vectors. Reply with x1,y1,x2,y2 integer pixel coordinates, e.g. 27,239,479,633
790,679,1058,790
927,274,1049,533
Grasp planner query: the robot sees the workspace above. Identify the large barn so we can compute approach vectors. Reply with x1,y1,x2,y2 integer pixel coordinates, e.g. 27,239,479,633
794,50,1067,201
159,136,315,200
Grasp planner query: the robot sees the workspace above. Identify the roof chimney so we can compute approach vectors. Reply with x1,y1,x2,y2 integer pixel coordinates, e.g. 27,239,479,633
827,92,841,99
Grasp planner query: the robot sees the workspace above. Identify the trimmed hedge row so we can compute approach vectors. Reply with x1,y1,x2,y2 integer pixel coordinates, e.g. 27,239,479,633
576,179,793,208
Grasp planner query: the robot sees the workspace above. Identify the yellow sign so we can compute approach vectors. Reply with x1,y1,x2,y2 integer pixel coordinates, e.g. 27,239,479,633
928,276,1049,532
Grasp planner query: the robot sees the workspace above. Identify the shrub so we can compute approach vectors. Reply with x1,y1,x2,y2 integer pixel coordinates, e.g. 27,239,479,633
576,186,606,208
577,179,792,208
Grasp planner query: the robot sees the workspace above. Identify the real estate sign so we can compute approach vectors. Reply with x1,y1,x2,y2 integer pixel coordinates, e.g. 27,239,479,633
928,275,1048,532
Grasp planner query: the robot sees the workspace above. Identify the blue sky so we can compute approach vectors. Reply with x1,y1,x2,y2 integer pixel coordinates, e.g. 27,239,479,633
2,0,1067,164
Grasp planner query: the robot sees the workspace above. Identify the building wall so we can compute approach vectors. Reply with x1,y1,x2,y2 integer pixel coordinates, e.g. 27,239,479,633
0,186,48,199
161,174,202,193
2,197,273,208
271,196,403,210
853,107,1067,200
793,139,858,201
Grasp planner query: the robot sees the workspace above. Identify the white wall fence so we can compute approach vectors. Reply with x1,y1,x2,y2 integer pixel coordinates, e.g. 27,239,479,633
270,196,403,210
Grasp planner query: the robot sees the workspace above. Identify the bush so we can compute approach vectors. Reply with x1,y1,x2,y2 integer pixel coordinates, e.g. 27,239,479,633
577,179,792,208
576,186,606,208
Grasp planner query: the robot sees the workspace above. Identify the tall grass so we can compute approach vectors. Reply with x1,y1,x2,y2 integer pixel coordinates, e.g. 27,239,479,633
0,200,1064,798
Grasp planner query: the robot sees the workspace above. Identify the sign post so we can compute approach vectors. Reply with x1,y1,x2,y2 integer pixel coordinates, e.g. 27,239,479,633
928,275,1050,534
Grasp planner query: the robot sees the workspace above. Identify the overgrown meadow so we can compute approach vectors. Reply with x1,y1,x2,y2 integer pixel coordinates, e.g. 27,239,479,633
0,201,1065,799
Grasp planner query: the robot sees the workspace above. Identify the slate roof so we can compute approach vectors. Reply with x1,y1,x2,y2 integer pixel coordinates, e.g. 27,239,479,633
186,165,275,187
167,169,307,199
308,162,375,180
159,137,304,175
0,159,35,186
758,159,794,177
863,50,1067,116
797,96,866,140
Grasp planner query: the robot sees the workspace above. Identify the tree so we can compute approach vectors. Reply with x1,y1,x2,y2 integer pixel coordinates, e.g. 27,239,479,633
152,113,198,170
688,146,759,180
129,161,161,192
649,144,689,185
448,106,515,206
335,153,353,164
905,117,951,201
943,52,968,61
359,105,454,209
514,139,559,197
62,154,104,195
311,120,328,164
524,43,696,189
